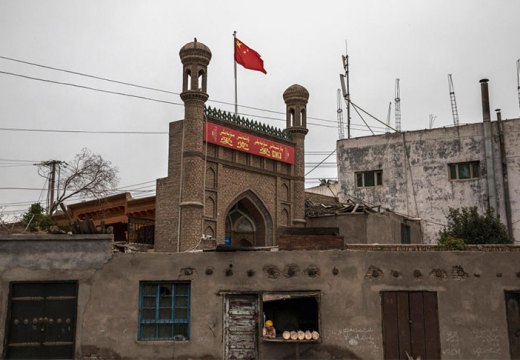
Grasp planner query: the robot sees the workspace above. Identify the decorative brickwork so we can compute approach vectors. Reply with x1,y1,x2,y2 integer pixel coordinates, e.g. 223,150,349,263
154,40,309,252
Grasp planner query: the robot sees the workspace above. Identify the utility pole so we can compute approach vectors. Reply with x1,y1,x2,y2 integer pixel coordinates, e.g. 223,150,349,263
448,74,460,126
37,160,65,214
337,89,345,139
394,79,401,132
339,40,351,138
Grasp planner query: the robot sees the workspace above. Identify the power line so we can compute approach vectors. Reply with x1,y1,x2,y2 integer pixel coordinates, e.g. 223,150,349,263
0,164,34,168
305,149,336,176
0,56,389,133
0,70,183,106
0,55,339,125
0,69,388,134
0,75,328,131
0,158,43,163
0,127,167,135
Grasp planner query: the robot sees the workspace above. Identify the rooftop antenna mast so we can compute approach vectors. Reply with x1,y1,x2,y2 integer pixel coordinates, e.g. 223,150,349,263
517,59,520,114
337,89,345,139
386,101,392,133
339,40,351,138
394,78,401,131
448,74,460,126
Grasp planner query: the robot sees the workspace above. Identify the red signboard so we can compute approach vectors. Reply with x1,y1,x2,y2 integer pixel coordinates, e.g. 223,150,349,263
204,122,294,164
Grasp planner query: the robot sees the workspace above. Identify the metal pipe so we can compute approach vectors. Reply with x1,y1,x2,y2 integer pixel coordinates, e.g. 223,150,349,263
480,79,497,213
496,109,514,241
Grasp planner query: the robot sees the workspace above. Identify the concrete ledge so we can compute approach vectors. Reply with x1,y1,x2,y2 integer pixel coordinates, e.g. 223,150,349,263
0,234,113,241
345,244,520,252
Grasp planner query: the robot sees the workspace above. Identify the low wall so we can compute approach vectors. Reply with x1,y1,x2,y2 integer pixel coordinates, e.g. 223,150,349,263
0,235,519,359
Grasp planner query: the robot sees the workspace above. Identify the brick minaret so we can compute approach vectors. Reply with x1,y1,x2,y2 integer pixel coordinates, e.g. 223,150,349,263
283,84,309,226
178,39,211,250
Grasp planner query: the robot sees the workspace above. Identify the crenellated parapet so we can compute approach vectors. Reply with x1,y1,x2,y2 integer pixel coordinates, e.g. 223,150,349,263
204,106,292,141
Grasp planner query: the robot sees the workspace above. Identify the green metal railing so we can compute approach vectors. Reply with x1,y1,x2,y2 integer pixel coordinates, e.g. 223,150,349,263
204,106,291,141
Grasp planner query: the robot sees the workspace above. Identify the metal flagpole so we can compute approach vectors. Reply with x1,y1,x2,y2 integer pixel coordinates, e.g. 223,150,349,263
233,31,238,115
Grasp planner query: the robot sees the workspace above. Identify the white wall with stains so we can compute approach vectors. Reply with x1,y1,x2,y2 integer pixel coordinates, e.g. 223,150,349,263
337,118,520,244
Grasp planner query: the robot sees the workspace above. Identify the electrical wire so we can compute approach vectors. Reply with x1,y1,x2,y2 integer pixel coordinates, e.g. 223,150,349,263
0,55,339,125
0,69,386,134
0,56,390,133
351,103,375,135
0,70,183,106
305,149,336,176
0,127,167,135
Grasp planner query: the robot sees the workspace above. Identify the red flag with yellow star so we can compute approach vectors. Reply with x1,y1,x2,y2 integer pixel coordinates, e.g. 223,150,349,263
234,38,267,74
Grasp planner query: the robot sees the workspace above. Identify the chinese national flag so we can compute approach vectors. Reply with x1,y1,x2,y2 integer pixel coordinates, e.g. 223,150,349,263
234,38,267,74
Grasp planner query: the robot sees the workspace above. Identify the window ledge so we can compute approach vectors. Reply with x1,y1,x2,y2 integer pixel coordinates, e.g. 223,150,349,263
135,340,190,345
261,338,321,344
449,178,480,182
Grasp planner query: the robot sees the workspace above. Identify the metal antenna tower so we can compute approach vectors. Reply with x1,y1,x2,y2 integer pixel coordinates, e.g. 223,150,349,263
386,101,392,133
394,78,401,131
517,59,520,114
337,89,345,139
339,40,351,138
448,74,460,126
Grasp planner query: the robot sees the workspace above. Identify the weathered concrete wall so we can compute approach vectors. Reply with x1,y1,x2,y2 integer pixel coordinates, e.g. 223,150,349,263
307,214,367,244
337,118,520,244
307,212,422,244
0,234,113,359
1,235,519,359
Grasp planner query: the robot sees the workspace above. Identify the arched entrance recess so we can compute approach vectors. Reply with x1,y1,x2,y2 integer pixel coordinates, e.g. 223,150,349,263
224,190,273,247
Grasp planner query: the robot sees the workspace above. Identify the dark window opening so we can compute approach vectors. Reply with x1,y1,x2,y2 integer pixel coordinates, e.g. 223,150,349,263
138,282,190,341
449,161,480,180
128,217,154,245
505,291,520,359
355,170,383,188
401,223,411,244
262,293,320,342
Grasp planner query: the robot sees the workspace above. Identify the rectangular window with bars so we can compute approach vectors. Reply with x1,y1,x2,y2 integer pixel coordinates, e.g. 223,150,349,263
138,282,190,341
448,161,480,180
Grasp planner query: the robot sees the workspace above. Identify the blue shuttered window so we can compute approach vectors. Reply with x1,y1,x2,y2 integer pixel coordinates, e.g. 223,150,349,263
138,282,190,341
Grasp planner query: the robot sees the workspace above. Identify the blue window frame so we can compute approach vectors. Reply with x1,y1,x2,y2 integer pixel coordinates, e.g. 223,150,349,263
138,282,190,341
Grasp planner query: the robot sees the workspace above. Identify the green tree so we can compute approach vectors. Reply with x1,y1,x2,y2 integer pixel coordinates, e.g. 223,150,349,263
21,203,54,232
439,207,511,245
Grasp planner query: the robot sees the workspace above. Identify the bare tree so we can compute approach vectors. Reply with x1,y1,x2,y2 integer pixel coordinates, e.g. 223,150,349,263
47,148,119,214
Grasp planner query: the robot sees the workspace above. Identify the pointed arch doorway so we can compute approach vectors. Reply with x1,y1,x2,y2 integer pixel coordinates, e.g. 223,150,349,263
224,191,273,247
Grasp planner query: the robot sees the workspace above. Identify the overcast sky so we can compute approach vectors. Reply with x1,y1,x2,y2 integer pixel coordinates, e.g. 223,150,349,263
1,0,519,217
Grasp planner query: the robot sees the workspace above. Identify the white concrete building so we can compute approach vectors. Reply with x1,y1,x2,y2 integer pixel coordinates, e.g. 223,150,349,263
336,81,520,243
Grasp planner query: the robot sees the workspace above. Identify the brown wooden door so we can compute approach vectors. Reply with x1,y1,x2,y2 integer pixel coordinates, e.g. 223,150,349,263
505,291,520,359
381,291,440,360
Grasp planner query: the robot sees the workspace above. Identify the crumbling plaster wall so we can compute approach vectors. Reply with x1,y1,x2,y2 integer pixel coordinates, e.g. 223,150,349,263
0,234,113,358
306,212,421,244
56,249,520,359
337,119,520,244
3,235,520,359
